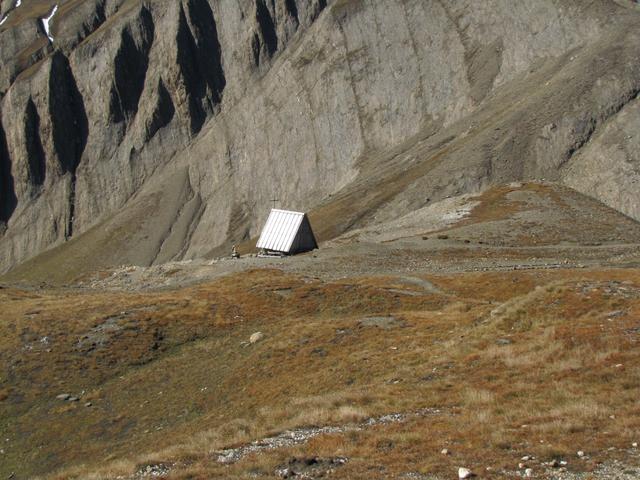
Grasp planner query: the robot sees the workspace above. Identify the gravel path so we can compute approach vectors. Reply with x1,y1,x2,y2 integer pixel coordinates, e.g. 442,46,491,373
214,408,442,465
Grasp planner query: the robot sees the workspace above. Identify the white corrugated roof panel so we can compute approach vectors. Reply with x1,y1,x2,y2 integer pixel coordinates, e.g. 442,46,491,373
256,209,305,252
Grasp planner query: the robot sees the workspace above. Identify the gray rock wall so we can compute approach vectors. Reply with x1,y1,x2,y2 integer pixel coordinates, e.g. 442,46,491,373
0,0,638,273
562,98,640,221
179,0,608,258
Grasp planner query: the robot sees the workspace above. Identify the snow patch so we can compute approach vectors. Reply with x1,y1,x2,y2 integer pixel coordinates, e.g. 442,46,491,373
0,0,21,26
41,4,58,42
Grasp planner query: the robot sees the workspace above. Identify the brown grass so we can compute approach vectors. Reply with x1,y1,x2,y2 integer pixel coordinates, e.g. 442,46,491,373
3,267,640,479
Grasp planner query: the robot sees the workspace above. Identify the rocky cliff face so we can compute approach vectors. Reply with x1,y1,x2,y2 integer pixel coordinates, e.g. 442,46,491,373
1,0,640,276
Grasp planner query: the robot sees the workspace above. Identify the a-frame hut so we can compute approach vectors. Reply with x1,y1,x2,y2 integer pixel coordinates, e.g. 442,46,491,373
256,209,318,255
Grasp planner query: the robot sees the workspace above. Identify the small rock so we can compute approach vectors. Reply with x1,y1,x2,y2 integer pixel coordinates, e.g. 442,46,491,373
633,442,638,448
458,467,475,479
519,462,526,469
577,451,585,458
56,394,70,401
249,332,265,344
521,455,531,461
549,459,561,468
84,402,92,407
311,347,327,357
525,468,533,477
441,448,450,455
68,396,80,402
277,467,291,478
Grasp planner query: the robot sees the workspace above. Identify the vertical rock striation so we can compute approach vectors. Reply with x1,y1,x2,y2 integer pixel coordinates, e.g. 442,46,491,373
0,119,16,227
23,98,46,188
144,79,175,142
48,52,88,177
48,51,88,239
109,5,154,126
1,0,640,276
175,0,226,134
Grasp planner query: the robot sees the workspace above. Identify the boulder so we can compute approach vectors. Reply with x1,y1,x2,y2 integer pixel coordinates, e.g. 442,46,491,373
458,467,475,479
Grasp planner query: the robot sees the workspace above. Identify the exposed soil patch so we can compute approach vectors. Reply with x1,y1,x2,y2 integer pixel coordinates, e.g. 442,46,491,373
358,316,405,329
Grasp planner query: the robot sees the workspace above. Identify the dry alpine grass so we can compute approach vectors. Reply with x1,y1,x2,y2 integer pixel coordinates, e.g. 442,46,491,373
2,267,640,479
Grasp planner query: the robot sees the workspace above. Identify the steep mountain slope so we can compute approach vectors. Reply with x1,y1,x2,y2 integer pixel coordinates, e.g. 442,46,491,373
2,0,640,278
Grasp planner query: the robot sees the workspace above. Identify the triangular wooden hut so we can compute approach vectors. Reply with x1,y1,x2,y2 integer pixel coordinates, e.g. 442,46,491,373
256,209,318,255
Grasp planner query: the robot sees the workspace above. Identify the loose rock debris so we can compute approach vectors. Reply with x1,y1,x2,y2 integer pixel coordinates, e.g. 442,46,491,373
132,463,173,478
215,408,442,464
275,456,348,478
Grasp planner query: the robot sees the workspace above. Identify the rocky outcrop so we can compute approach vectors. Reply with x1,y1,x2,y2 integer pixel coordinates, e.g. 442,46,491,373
2,0,640,276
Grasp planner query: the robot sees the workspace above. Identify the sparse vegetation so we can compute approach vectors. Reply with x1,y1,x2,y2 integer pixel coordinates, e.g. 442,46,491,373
2,265,640,479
